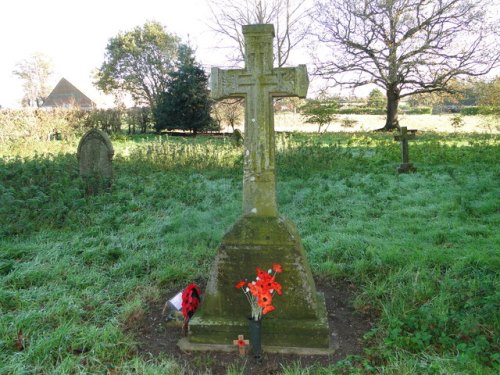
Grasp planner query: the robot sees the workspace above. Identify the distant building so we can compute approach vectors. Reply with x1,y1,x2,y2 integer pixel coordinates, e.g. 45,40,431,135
43,78,95,109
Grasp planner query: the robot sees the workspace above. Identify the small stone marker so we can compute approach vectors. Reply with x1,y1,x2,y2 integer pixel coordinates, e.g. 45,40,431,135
188,24,330,353
233,334,249,356
77,128,114,194
394,126,417,173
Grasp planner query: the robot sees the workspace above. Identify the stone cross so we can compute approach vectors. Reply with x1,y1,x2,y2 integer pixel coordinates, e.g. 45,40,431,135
187,24,330,352
211,24,308,217
233,334,250,355
394,126,417,173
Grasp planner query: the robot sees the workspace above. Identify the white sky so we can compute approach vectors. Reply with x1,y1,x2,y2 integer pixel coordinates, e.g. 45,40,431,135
1,1,498,108
0,0,231,108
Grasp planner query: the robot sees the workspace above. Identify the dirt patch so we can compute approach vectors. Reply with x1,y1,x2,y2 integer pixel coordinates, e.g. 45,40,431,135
133,280,374,374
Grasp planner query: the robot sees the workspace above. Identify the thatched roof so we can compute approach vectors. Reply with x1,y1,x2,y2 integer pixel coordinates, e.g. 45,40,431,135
43,78,95,109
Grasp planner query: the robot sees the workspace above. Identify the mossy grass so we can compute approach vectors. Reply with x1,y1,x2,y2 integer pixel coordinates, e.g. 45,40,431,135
0,131,498,373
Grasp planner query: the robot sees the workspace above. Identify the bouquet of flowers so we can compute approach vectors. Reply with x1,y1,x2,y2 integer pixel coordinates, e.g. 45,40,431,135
235,264,283,321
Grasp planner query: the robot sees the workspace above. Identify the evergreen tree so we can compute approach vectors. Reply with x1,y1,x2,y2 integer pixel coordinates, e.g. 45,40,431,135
154,45,213,133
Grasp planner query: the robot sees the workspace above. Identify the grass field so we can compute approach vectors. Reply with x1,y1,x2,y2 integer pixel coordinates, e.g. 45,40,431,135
0,129,499,374
273,113,499,134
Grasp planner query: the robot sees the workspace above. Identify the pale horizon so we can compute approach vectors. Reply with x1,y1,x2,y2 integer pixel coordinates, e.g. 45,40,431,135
0,0,231,108
1,0,498,109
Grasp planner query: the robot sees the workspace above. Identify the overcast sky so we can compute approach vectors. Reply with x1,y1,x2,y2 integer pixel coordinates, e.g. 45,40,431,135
0,0,231,108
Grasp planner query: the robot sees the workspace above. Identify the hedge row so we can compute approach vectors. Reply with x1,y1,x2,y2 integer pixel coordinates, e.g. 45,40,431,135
0,108,152,142
330,106,497,116
333,107,386,115
330,107,433,115
460,106,500,116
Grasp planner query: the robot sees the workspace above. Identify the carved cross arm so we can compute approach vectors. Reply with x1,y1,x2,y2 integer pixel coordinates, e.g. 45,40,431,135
272,65,309,98
210,68,246,100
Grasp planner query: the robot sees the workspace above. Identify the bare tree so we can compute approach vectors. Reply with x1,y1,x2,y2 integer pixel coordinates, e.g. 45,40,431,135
213,99,244,131
13,53,53,107
313,0,500,130
207,0,312,67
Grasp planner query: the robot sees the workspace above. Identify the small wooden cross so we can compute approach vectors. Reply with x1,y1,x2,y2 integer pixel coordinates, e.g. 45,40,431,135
233,334,250,356
394,126,417,173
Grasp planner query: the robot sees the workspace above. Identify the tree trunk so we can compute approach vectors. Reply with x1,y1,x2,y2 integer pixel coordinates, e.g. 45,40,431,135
383,85,400,131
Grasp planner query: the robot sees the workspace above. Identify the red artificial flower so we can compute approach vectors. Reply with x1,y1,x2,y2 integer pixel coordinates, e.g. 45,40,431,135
236,264,284,320
248,282,265,298
271,281,283,295
235,281,246,289
257,291,273,308
262,305,275,314
257,276,282,295
237,339,247,347
256,267,271,281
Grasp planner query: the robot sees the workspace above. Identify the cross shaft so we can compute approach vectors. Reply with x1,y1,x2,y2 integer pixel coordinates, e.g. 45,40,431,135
211,24,308,217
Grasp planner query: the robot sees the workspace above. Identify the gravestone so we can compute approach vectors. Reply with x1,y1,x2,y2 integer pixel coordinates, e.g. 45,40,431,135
77,128,114,194
394,126,417,173
187,25,330,353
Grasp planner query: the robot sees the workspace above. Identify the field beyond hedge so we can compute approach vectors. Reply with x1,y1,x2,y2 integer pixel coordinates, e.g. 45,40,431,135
0,131,499,374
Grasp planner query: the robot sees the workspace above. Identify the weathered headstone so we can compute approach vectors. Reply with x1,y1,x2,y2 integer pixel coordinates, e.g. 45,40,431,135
394,126,417,173
77,128,114,194
186,25,330,353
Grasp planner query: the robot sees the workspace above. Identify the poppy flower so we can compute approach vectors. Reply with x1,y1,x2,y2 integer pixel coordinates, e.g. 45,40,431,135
262,305,275,314
257,291,273,308
247,282,262,298
235,264,283,320
256,267,271,281
257,277,282,295
235,281,246,289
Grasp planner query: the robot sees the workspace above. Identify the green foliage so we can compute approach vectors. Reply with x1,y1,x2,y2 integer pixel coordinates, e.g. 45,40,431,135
335,107,386,115
479,106,500,116
0,108,87,142
404,107,432,115
334,105,431,116
125,107,151,134
300,99,338,132
95,21,180,108
84,109,122,133
461,106,500,116
478,76,500,107
154,45,214,133
0,108,157,143
0,132,499,373
367,89,386,109
0,154,84,237
461,106,481,115
450,114,464,130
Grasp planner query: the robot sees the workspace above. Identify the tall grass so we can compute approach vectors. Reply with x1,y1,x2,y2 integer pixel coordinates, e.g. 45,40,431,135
0,131,498,374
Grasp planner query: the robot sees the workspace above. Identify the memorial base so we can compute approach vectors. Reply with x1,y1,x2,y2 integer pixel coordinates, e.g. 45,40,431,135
187,215,330,350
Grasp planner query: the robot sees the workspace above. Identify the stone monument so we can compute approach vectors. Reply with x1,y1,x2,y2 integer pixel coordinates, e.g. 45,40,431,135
77,128,114,194
186,24,330,352
394,126,417,173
